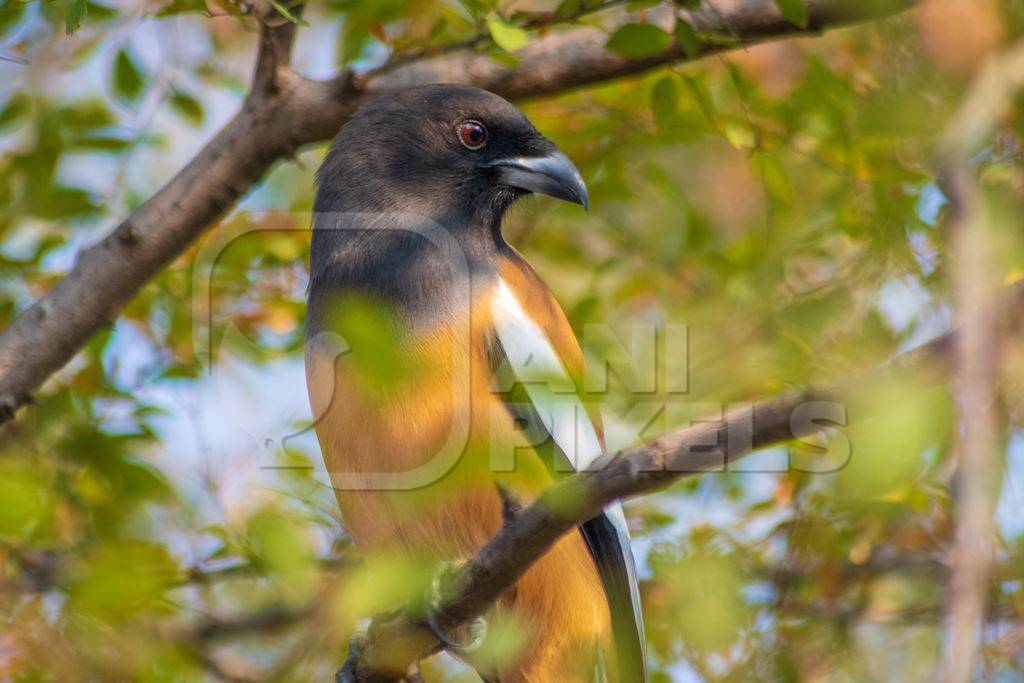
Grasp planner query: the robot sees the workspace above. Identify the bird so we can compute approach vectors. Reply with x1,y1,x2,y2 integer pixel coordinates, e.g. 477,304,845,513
305,83,645,683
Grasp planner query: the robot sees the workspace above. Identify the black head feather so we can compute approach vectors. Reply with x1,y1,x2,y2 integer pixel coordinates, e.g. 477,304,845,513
308,84,579,328
314,84,556,221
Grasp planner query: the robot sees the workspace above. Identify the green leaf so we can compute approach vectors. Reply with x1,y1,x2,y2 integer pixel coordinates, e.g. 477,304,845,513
169,90,203,126
113,48,145,103
338,22,370,64
69,541,180,620
269,0,307,26
1,0,27,35
675,0,701,8
154,0,206,16
60,99,116,129
674,17,701,59
248,508,312,576
553,0,581,19
65,0,86,34
606,23,672,59
84,1,116,20
773,0,808,28
72,135,134,151
757,152,793,205
28,186,99,219
458,0,492,20
0,93,28,131
486,16,527,53
681,74,716,124
651,76,677,130
0,465,53,542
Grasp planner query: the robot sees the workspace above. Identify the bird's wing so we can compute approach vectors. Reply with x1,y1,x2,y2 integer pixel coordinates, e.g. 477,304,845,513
489,272,647,682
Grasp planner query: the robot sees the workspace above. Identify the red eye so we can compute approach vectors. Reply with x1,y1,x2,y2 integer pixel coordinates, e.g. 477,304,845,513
458,120,487,150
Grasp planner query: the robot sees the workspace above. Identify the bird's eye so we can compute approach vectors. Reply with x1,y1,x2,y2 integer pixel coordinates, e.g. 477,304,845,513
458,120,487,150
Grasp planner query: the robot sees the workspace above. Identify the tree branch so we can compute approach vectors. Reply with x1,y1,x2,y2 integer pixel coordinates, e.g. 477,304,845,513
335,282,1024,679
335,284,1024,680
0,0,919,423
249,1,304,98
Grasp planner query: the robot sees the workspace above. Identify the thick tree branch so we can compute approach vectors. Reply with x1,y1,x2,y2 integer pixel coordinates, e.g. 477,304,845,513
336,284,1024,681
0,0,918,423
337,393,839,679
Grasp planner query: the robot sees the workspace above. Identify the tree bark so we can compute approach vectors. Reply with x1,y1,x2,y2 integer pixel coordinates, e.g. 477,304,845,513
0,0,918,423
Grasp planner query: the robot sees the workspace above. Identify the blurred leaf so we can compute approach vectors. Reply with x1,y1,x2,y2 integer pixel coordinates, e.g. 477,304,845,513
72,135,133,151
338,23,369,64
607,23,672,59
69,541,180,620
674,17,701,59
338,554,435,621
487,16,528,53
85,1,116,20
554,0,582,19
0,465,54,541
458,0,492,20
154,0,206,15
65,0,86,34
269,0,307,26
27,185,98,219
651,76,678,131
834,380,952,500
61,99,117,129
112,48,145,103
757,152,793,204
653,549,752,653
1,0,27,35
681,73,716,124
0,93,28,130
774,0,808,28
473,612,529,671
248,508,312,576
169,90,203,126
325,295,421,399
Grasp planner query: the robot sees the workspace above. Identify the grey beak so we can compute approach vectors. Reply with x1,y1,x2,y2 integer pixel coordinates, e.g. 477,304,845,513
490,151,589,210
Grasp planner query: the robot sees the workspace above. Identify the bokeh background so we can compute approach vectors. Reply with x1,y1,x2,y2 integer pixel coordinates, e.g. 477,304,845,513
2,0,1024,680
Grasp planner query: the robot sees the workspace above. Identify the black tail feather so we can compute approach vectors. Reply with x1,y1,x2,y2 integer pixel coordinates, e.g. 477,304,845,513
580,513,647,682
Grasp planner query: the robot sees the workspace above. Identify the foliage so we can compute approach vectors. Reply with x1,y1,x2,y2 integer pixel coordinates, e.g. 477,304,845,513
1,0,1023,681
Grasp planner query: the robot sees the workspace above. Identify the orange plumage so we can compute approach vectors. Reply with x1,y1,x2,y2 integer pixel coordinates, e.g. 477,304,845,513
306,256,611,680
305,84,643,682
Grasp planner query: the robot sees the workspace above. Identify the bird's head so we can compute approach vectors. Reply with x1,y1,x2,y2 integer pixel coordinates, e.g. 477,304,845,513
315,84,588,226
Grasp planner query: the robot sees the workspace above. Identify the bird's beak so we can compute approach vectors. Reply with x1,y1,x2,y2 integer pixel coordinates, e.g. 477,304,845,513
489,151,589,210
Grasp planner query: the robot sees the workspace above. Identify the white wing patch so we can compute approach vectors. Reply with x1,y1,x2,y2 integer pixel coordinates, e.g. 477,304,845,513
490,278,631,530
492,278,647,677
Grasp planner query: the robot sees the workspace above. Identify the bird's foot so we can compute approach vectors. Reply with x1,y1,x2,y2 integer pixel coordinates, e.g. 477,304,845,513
336,631,421,683
335,633,369,683
424,560,488,654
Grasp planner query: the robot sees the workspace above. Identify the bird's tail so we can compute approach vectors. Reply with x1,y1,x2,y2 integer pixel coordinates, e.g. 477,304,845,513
580,512,647,682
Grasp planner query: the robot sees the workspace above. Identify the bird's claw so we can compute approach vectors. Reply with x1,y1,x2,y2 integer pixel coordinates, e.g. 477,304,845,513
425,561,488,653
335,633,369,683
